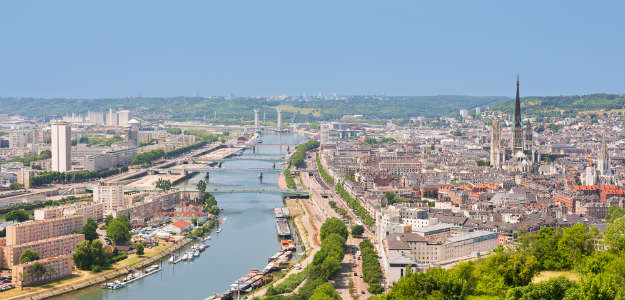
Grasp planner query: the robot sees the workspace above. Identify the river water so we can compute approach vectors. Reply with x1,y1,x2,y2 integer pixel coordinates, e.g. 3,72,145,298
56,133,307,300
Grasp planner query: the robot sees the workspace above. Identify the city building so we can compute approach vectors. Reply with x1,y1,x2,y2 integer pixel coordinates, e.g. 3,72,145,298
34,202,105,222
4,215,85,246
12,255,74,287
117,110,131,127
51,121,72,172
93,181,126,214
1,234,84,268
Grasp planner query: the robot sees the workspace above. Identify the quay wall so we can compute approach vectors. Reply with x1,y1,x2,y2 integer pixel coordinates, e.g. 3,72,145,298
8,238,193,300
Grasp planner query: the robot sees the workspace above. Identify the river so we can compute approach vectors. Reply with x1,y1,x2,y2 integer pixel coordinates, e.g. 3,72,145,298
55,133,307,300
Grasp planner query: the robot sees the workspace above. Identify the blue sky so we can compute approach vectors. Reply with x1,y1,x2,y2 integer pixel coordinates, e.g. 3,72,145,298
0,1,623,98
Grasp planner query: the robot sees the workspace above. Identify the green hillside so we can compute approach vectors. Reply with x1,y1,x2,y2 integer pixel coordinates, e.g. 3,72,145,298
0,95,505,122
491,93,624,118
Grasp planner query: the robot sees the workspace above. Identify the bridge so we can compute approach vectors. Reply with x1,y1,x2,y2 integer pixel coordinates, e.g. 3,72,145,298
198,157,285,163
245,143,299,147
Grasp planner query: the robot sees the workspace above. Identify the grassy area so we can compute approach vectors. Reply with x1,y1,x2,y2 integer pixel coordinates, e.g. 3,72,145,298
272,104,322,118
532,270,579,283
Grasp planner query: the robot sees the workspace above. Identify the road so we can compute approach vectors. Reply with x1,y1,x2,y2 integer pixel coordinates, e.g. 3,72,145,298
303,154,375,299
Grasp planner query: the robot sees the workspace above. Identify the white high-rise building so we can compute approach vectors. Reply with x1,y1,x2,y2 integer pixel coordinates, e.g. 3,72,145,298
93,181,126,214
117,110,131,127
51,121,72,172
107,108,118,126
254,109,259,133
276,108,282,132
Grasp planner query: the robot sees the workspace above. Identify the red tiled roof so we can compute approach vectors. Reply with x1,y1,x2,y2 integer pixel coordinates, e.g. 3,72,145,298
172,220,192,229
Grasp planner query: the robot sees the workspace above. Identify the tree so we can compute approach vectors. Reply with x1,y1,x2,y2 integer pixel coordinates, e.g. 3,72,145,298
72,240,93,270
9,183,24,190
606,206,625,223
191,216,198,226
320,217,348,241
104,215,114,227
196,180,207,194
604,217,625,251
6,209,29,222
19,249,40,264
82,218,98,241
558,224,598,264
352,224,365,236
30,262,47,282
73,240,112,271
107,215,131,245
155,178,172,191
136,242,144,255
310,282,341,300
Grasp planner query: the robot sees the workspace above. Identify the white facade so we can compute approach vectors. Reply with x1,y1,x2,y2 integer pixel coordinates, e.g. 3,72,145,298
51,121,72,172
117,110,131,127
93,182,126,214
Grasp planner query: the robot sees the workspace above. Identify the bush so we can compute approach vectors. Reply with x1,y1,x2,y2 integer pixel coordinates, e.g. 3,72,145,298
284,170,297,189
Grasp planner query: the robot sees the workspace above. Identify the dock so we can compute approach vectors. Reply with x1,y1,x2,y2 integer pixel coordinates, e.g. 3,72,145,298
273,207,290,219
275,220,291,237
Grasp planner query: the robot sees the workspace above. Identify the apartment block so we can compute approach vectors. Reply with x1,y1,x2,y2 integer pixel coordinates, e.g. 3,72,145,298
93,181,126,214
12,255,74,287
2,234,84,268
5,215,84,246
34,202,105,222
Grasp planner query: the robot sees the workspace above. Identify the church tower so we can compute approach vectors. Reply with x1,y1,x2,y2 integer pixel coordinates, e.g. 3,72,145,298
512,74,524,154
598,134,609,176
524,120,533,152
490,120,502,168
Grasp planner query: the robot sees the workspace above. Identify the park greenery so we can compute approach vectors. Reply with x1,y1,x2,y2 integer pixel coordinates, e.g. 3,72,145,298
284,170,296,189
360,239,384,294
336,182,374,226
8,149,51,166
315,152,334,185
197,180,219,215
0,195,88,215
29,166,128,187
72,239,114,271
155,178,172,191
289,140,319,168
82,218,99,241
351,224,365,236
329,200,351,221
371,219,625,300
131,141,207,165
106,215,131,245
5,209,29,222
264,218,346,300
136,242,144,256
79,135,124,147
9,183,24,190
383,191,433,207
19,249,40,264
265,267,308,296
166,127,182,135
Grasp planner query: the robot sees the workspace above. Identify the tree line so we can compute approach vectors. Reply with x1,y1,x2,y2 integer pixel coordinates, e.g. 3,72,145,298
30,166,128,187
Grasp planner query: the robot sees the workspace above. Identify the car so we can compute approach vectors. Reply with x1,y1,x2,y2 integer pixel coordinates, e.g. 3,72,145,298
361,291,365,294
359,275,363,278
354,272,357,276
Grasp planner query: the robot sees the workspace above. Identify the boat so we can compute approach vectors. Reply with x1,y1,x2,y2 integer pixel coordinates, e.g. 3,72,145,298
168,256,175,263
203,235,211,241
281,240,296,251
193,250,200,257
145,265,161,273
216,228,222,233
257,139,263,144
106,280,126,290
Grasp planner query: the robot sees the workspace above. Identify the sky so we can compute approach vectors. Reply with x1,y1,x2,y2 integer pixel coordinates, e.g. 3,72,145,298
0,1,623,98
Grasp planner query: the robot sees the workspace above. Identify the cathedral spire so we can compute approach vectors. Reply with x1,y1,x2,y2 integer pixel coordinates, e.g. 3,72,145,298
514,73,521,128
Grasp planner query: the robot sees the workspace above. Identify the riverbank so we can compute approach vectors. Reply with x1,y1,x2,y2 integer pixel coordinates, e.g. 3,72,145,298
6,237,193,300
